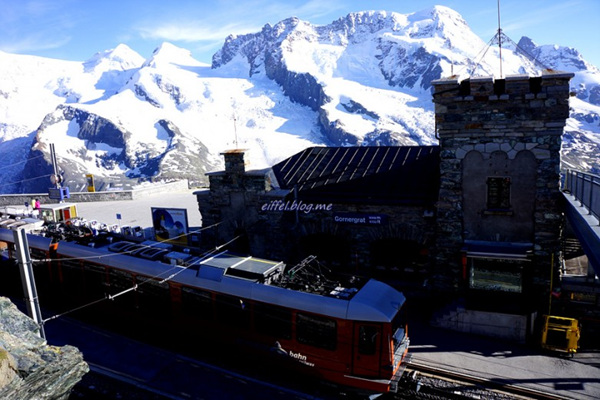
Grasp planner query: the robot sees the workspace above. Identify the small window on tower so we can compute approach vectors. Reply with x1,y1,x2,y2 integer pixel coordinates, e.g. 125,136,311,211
486,177,511,210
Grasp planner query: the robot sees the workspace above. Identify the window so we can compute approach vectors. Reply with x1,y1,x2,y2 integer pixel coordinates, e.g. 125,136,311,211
469,258,523,293
181,287,213,320
358,325,379,355
296,313,337,350
254,302,292,339
486,177,511,209
215,294,250,328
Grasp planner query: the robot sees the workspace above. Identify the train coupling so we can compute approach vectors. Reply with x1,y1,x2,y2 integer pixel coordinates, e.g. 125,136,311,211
398,370,422,392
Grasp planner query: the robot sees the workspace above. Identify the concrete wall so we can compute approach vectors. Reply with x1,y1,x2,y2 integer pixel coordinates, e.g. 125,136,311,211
433,307,533,344
0,180,189,207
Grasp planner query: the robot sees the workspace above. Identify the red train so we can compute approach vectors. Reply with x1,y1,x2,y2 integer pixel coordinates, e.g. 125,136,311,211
0,227,410,395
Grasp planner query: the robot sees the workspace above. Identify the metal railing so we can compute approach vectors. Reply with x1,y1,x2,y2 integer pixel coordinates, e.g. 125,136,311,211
563,169,600,225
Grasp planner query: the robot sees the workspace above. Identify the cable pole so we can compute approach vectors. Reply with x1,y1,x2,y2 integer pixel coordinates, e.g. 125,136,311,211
13,228,45,339
50,143,60,189
497,0,503,78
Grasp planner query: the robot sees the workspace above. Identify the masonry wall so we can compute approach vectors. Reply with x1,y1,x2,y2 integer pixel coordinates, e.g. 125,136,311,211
432,72,574,302
197,151,274,254
197,151,436,278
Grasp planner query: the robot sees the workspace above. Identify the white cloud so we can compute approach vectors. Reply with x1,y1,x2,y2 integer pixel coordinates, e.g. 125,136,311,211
134,0,347,44
137,21,259,42
0,34,72,54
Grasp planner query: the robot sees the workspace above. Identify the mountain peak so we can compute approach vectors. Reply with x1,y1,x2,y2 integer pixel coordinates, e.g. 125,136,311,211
406,6,471,40
144,42,203,68
83,44,144,73
0,7,598,194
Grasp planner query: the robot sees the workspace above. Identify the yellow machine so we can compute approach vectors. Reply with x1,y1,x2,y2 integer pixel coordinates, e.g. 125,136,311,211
540,315,580,355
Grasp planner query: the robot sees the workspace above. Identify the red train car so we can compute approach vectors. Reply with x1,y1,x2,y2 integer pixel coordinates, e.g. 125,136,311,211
0,228,410,395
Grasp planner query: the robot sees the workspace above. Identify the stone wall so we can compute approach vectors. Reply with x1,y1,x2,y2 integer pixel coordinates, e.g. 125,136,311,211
432,71,574,298
198,151,436,277
198,150,275,253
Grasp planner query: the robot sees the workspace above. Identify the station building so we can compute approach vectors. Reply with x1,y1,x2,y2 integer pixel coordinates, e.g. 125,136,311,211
196,70,575,342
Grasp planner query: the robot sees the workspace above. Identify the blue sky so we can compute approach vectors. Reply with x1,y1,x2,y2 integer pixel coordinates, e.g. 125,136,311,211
1,0,598,67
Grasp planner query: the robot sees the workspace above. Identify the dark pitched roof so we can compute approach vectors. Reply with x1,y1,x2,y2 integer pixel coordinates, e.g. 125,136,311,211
272,146,440,205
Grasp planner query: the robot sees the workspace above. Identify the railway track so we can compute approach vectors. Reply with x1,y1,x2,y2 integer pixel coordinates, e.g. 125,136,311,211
389,361,570,400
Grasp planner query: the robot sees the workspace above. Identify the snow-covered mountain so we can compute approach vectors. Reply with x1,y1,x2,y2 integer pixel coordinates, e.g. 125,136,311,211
1,6,598,194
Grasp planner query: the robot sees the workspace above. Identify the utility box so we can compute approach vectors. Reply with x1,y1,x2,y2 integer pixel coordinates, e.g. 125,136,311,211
541,315,580,355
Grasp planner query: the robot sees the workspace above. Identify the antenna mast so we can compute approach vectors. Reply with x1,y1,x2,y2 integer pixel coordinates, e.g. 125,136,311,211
497,0,503,78
232,114,238,149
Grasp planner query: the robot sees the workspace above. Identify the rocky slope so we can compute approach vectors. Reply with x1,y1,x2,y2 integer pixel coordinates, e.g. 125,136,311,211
0,297,88,399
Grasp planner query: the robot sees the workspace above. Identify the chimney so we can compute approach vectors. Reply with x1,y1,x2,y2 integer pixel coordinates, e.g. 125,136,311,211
221,149,247,175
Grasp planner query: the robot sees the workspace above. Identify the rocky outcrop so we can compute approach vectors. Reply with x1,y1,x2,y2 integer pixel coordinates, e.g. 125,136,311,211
19,104,214,192
0,297,88,400
19,105,132,193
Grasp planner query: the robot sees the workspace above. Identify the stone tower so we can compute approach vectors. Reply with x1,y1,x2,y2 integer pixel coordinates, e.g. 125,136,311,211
431,71,574,313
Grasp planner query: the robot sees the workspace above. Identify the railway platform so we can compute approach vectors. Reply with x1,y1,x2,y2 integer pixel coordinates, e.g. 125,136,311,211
408,318,600,400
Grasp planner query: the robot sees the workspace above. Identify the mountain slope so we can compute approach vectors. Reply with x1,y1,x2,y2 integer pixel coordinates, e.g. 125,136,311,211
1,6,599,194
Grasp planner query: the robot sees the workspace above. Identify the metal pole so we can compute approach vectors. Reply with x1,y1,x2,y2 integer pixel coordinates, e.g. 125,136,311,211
50,143,60,189
497,0,503,78
13,228,46,339
589,174,594,216
548,253,554,316
575,172,582,207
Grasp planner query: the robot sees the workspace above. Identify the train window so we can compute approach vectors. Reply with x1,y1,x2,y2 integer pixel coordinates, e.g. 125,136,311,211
60,258,84,296
81,263,106,301
254,302,292,339
215,294,250,329
296,313,336,351
136,278,171,316
358,325,379,355
107,269,136,307
181,287,213,320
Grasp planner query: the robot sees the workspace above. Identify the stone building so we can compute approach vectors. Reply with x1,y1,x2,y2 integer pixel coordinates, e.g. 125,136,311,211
198,146,440,280
431,71,574,321
196,70,574,341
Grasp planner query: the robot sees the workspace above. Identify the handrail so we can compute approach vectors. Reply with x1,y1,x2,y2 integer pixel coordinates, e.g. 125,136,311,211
563,169,600,225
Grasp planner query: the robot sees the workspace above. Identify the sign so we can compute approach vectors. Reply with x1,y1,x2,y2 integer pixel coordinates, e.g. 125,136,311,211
487,177,511,209
48,187,70,201
333,212,388,226
85,174,95,192
152,207,189,245
116,213,122,220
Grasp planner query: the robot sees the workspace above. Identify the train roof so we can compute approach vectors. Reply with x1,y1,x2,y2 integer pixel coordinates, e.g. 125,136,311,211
0,229,405,323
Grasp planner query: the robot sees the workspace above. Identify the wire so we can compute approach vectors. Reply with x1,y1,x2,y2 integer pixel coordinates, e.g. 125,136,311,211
32,242,409,378
1,154,46,170
0,174,54,190
456,30,550,79
33,220,225,263
40,233,242,324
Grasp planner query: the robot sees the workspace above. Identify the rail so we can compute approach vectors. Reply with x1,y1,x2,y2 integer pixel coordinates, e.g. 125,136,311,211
563,169,600,225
